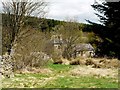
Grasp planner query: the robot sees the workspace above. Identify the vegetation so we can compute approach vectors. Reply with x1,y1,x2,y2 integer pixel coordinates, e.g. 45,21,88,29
87,1,120,59
2,0,48,55
1,0,119,89
2,13,98,67
2,61,118,88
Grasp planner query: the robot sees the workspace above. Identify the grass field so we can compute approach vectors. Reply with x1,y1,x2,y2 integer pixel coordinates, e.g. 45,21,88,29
2,62,118,88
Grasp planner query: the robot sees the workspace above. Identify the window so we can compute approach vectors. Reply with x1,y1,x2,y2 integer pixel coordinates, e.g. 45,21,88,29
58,45,61,49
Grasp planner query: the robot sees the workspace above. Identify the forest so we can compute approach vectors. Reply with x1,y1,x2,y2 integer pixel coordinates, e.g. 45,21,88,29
0,0,120,89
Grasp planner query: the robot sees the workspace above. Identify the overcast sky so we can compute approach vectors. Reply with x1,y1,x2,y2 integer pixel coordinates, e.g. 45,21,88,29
46,0,100,24
0,0,100,24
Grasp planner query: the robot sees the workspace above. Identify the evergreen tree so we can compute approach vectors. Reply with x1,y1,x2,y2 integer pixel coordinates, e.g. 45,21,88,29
88,1,120,59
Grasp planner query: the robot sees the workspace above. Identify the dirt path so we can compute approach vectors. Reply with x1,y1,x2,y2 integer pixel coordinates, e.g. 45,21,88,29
39,72,69,87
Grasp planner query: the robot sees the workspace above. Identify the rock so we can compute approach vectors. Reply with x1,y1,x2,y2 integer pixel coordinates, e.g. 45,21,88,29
0,54,14,78
30,52,50,61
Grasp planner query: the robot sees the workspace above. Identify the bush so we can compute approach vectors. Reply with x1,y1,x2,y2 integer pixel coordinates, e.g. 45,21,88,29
85,59,94,65
70,60,80,65
13,52,50,70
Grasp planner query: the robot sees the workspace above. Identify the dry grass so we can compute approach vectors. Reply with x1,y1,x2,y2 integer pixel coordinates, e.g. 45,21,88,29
15,67,53,74
68,57,119,69
2,62,118,88
69,65,118,78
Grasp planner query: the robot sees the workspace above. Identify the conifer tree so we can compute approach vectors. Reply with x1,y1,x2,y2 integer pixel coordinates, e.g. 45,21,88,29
88,1,120,59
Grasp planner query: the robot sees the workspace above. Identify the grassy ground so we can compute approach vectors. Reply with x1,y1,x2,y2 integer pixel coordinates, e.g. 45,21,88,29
2,62,118,88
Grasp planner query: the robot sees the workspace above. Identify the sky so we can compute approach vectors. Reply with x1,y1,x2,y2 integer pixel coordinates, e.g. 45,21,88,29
0,0,100,24
46,0,100,24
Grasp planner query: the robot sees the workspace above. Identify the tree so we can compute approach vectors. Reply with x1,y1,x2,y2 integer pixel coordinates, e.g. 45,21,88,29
2,0,48,55
0,14,2,56
88,1,120,59
12,28,51,70
53,19,83,60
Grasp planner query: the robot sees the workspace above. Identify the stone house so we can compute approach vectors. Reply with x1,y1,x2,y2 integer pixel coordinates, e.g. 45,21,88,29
51,35,95,58
73,43,95,58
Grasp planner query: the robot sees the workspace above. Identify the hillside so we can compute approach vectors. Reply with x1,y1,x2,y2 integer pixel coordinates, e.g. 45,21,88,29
2,13,99,55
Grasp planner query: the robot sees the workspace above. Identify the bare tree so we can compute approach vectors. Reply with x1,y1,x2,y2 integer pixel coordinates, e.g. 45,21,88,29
12,28,51,70
53,19,83,60
2,0,48,55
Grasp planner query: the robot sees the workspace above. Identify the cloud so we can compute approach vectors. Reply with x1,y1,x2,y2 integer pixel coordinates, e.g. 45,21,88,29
0,2,2,12
46,0,100,23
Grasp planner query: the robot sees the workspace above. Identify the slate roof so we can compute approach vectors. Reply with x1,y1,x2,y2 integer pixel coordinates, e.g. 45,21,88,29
74,43,94,52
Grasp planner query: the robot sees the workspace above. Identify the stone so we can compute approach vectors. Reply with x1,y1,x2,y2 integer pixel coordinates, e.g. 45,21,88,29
0,54,14,78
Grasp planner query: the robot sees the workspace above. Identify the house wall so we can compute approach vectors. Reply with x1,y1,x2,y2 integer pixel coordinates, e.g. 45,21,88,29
76,51,95,58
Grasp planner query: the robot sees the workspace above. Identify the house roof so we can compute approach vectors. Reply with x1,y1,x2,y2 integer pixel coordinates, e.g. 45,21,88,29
74,43,94,52
50,39,63,44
